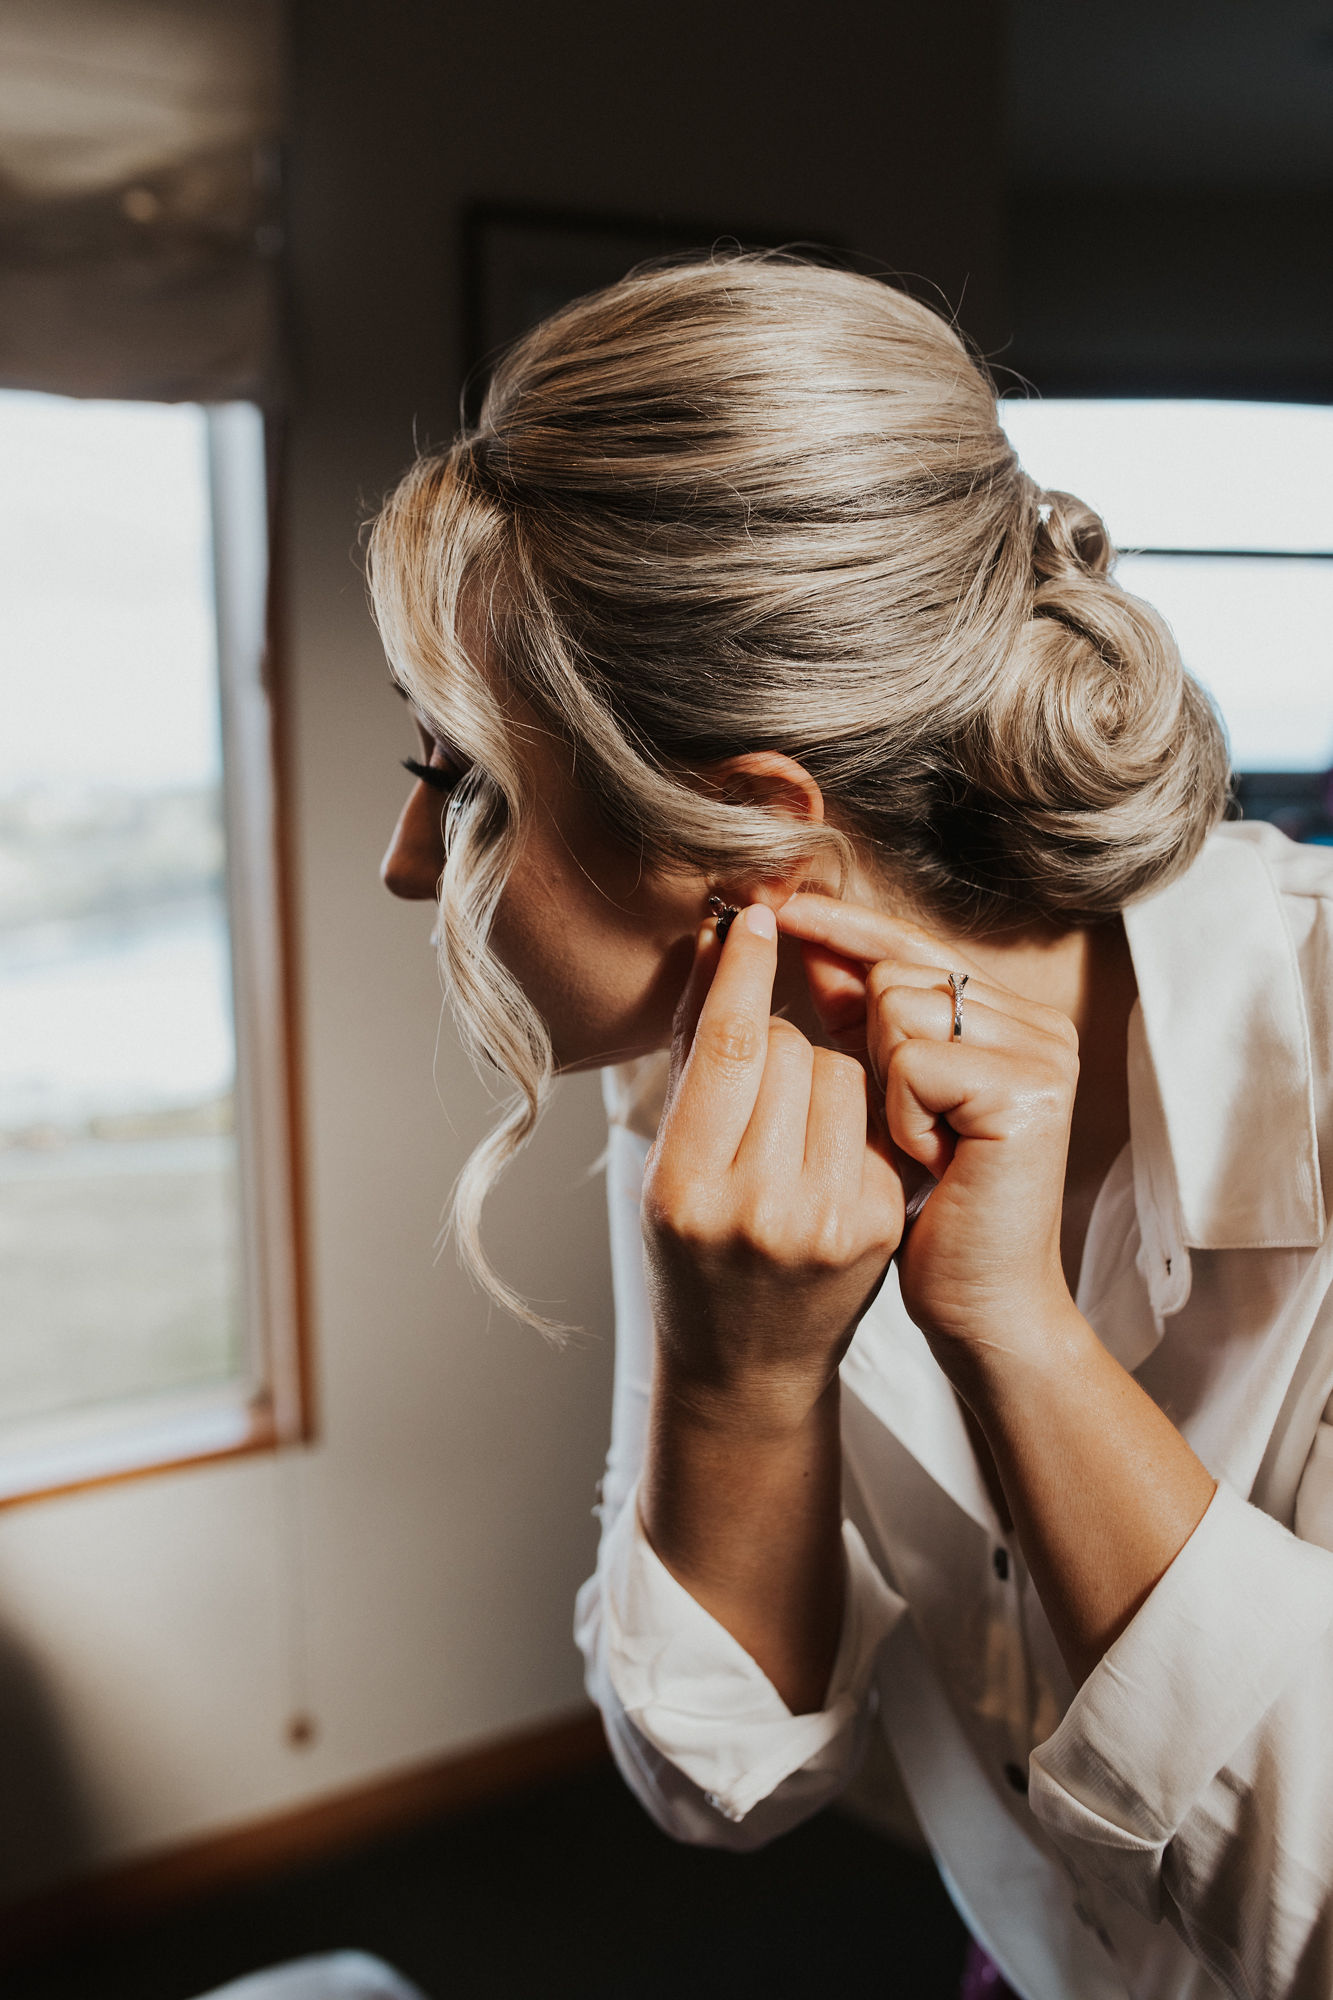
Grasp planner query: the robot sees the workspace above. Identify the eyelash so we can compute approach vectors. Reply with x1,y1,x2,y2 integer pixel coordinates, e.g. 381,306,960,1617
401,756,463,795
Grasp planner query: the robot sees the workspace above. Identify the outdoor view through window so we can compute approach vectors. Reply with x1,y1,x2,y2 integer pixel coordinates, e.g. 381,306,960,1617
0,392,244,1476
998,400,1333,789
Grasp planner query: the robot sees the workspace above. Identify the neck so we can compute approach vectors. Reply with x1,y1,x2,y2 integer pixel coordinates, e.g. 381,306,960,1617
958,911,1134,1048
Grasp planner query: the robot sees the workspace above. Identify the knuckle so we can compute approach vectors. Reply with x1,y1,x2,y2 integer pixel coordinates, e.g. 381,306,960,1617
866,960,899,1003
695,1011,763,1068
809,1206,853,1267
1022,1069,1075,1126
885,1038,917,1083
816,1047,863,1089
869,979,926,1038
639,1177,677,1235
1047,1009,1080,1053
767,1017,809,1057
643,1167,709,1242
733,1192,787,1257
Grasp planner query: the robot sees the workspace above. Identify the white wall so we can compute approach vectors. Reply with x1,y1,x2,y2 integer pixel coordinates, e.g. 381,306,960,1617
0,0,1003,1899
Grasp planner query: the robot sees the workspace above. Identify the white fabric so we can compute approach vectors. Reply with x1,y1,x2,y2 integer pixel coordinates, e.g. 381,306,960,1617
194,1953,428,2000
574,822,1333,2000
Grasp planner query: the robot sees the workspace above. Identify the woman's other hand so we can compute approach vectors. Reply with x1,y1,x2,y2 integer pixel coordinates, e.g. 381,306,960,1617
775,894,1083,1376
642,903,904,1438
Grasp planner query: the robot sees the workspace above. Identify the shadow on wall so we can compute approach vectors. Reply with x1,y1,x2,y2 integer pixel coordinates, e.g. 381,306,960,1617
0,1611,98,1904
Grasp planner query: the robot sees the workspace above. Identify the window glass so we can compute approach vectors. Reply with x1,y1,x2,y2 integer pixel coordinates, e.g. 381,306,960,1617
1116,554,1333,774
998,399,1333,553
0,392,243,1433
998,399,1333,775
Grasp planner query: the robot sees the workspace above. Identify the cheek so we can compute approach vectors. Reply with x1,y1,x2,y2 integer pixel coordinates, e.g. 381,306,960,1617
491,889,649,1034
488,861,690,1066
481,770,705,1066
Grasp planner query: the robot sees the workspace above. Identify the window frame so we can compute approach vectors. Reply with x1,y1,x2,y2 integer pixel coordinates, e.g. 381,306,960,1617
0,401,310,1508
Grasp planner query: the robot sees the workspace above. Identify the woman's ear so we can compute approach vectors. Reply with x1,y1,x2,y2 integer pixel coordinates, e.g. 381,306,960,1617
696,750,834,906
701,750,825,826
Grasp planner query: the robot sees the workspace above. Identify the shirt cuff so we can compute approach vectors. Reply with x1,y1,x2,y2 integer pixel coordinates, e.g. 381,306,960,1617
1029,1479,1333,1915
595,1478,905,1823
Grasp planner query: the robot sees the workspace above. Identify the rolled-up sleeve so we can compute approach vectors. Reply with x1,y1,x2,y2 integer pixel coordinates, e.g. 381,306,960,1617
576,1482,904,1840
576,1098,904,1846
1029,1479,1333,1994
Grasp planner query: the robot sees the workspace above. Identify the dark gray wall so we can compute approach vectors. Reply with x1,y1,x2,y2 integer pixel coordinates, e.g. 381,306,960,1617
286,0,1008,476
1004,1,1333,396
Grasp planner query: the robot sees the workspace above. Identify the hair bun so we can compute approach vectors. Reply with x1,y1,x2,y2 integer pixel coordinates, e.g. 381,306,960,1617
1033,489,1112,584
955,536,1231,919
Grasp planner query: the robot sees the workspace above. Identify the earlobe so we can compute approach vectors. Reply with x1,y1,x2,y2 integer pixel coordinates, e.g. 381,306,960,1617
706,893,742,941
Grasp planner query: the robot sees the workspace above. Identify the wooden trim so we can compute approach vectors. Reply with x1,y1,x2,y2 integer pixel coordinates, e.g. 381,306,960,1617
262,402,318,1448
1,1708,609,1967
0,1395,278,1514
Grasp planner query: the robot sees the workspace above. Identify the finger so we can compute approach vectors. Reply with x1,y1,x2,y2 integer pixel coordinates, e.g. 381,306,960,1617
667,902,782,1169
778,892,959,975
785,891,1077,1042
812,1053,902,1263
883,1040,1070,1179
799,940,870,1063
864,958,1070,1045
866,981,1034,1077
734,1019,815,1181
882,1041,967,1179
803,1045,868,1185
803,1051,908,1259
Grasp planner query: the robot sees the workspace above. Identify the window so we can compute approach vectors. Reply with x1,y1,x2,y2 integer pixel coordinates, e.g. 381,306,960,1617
0,392,302,1501
998,400,1333,840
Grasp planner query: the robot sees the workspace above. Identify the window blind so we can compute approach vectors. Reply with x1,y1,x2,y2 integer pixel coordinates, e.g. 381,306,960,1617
0,0,282,401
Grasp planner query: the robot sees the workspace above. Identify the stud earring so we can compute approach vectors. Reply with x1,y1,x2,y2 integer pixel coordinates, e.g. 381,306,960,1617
707,893,741,942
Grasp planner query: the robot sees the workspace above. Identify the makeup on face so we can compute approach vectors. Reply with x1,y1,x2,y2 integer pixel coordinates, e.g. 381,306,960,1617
401,754,462,793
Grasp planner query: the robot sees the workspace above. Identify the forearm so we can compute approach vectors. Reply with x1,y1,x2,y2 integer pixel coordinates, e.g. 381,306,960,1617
640,1367,845,1714
953,1307,1217,1687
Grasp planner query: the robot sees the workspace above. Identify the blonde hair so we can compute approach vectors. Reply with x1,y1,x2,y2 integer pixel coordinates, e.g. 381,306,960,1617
368,252,1229,1327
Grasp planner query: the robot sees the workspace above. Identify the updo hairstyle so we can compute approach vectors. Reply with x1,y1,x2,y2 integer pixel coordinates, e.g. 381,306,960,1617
368,252,1229,1327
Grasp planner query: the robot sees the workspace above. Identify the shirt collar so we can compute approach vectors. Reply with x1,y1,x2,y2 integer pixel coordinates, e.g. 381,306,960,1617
1123,825,1325,1255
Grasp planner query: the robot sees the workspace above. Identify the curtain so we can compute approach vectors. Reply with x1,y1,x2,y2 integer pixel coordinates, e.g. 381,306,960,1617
0,0,282,401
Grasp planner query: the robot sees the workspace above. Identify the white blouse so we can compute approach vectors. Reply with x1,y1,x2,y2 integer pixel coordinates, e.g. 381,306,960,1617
574,822,1333,2000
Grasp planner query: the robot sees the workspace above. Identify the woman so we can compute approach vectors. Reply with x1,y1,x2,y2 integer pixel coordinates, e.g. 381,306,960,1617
372,255,1333,2000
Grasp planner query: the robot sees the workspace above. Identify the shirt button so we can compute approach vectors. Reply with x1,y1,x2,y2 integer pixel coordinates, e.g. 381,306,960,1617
992,1546,1010,1581
1004,1761,1029,1795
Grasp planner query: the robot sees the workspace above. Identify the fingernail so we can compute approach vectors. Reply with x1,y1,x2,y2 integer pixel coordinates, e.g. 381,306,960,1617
743,903,777,940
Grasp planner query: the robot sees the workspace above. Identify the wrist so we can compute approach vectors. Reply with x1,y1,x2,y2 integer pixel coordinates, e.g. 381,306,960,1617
641,1364,846,1716
931,1297,1097,1416
654,1355,839,1447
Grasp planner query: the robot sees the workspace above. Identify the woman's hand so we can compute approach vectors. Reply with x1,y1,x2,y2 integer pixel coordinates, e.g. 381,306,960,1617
641,903,904,1437
775,893,1083,1377
776,892,1219,1690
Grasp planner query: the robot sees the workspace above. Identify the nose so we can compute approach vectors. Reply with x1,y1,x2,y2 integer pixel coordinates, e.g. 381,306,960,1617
381,781,445,899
